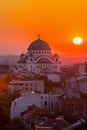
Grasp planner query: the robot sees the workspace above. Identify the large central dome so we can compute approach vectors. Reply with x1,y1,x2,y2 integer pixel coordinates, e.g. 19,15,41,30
28,39,50,50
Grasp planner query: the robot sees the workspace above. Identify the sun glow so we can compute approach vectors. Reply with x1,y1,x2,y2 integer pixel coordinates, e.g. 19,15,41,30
73,37,83,45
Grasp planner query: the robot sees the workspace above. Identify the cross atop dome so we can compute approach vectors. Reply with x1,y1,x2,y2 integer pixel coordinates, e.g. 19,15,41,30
38,34,41,40
28,37,50,50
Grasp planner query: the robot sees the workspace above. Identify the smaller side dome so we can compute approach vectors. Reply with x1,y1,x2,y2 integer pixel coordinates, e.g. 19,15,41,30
54,54,59,57
18,54,26,63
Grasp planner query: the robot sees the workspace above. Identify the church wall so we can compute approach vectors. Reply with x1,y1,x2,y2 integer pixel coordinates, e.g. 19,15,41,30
14,38,61,75
48,74,61,82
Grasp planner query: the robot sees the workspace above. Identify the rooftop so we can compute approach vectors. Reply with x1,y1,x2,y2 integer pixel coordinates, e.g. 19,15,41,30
28,39,51,50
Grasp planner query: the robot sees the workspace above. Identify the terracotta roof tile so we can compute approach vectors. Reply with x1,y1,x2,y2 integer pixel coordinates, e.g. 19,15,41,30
21,105,50,121
39,118,70,129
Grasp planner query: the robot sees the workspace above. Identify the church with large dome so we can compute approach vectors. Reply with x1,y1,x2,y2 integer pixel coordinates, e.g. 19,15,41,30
14,36,61,75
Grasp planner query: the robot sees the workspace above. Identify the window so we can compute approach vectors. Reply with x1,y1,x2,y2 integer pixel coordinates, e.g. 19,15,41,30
45,96,47,99
14,101,16,106
44,101,48,106
19,83,23,86
30,88,32,91
34,88,37,91
30,59,33,61
26,88,28,90
30,84,32,86
26,84,28,86
41,96,43,99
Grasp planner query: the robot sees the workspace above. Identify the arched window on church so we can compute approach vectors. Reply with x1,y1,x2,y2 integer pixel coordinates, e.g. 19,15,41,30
56,58,58,62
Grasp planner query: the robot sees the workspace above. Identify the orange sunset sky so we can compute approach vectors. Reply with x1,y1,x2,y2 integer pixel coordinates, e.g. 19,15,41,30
0,0,87,55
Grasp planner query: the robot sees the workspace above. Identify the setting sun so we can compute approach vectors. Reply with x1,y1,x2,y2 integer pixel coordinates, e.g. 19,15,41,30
73,37,83,45
0,0,87,55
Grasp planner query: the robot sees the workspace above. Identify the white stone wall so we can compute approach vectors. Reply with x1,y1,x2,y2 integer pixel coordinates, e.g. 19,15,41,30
14,49,61,74
10,93,61,119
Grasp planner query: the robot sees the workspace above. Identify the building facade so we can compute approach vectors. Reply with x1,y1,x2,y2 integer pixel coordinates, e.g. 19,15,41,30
11,93,61,119
8,80,44,94
61,95,87,119
64,75,87,98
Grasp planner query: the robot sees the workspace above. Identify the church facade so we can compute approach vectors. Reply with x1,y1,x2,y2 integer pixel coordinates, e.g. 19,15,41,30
14,36,61,74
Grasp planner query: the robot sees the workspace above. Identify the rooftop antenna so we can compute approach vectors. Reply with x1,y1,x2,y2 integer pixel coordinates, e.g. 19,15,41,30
38,34,41,40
